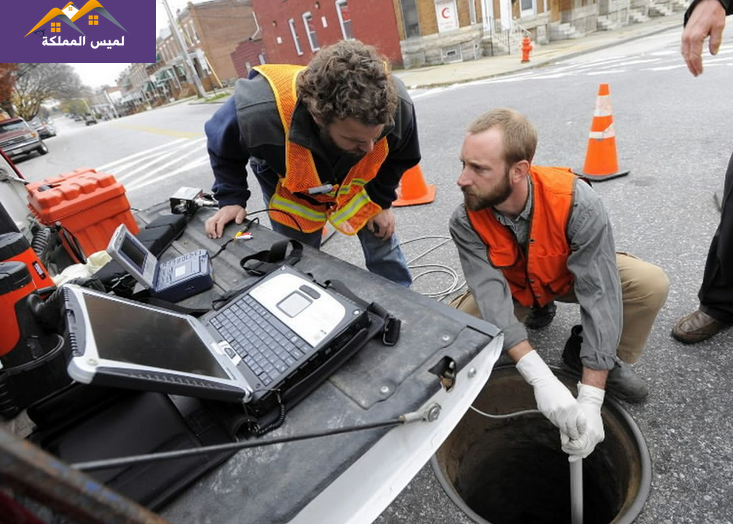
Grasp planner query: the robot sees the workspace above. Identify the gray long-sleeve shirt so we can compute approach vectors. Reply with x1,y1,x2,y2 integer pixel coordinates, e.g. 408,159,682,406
449,176,620,370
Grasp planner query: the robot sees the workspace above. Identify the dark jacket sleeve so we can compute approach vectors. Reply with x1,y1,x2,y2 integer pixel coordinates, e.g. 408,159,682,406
204,96,251,208
364,82,421,210
684,0,732,25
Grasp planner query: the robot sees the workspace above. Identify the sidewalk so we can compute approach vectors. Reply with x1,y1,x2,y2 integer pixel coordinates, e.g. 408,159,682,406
392,14,682,89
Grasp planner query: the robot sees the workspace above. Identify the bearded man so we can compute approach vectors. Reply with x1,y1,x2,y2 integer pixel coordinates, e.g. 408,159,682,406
449,108,669,461
204,40,420,288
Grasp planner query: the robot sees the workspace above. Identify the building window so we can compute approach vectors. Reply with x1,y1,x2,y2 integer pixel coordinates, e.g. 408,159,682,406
520,0,535,16
399,0,420,38
302,12,319,51
288,18,303,55
51,22,61,32
188,23,199,43
89,15,98,25
335,0,353,40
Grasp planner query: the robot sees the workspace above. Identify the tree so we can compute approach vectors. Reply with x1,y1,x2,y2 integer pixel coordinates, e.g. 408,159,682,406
59,99,88,117
12,63,85,120
0,63,18,118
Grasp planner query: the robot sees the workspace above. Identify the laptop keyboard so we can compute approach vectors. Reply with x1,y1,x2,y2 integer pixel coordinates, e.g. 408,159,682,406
210,295,312,386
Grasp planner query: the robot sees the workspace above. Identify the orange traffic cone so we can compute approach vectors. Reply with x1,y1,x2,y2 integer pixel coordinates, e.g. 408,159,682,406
393,164,436,207
577,84,629,181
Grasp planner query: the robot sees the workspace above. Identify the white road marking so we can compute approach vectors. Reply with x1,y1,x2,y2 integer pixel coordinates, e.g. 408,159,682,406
96,138,189,171
126,156,211,192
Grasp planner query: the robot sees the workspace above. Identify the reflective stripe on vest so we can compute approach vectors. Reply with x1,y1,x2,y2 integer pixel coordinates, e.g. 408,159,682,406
254,64,389,235
466,166,576,308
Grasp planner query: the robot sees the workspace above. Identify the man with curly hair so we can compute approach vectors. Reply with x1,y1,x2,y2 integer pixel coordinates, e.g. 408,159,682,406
204,40,420,287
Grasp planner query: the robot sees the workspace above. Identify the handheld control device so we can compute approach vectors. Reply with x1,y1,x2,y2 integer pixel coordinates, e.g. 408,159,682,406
107,224,214,303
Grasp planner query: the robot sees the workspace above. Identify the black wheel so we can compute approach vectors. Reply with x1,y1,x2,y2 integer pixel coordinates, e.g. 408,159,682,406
37,142,48,155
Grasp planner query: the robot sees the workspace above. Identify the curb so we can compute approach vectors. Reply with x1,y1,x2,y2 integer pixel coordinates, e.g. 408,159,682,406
396,19,681,89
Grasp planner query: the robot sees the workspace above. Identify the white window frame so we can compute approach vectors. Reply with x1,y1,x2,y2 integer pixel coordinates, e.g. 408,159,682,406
520,0,535,17
288,18,303,55
302,12,319,51
335,0,353,40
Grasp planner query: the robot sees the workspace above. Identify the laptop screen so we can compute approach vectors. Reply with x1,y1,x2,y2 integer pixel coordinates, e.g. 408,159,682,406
83,292,230,379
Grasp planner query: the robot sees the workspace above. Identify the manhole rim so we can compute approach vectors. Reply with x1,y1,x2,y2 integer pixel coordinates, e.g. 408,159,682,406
430,366,652,524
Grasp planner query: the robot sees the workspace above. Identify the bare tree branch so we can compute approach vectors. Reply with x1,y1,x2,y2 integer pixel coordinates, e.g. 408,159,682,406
12,63,85,120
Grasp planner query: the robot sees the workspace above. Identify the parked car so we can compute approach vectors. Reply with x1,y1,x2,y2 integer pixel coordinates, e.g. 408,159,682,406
30,117,57,139
0,117,48,159
84,114,97,126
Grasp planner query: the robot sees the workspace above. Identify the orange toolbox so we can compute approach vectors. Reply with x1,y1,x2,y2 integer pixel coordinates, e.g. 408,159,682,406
26,168,139,261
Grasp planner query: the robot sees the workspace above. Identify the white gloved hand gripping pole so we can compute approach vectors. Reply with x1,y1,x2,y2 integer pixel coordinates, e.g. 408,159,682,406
515,350,587,440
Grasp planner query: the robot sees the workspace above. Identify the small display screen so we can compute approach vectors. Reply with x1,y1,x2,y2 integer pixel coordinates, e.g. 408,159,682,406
119,235,147,271
174,264,187,278
83,293,230,379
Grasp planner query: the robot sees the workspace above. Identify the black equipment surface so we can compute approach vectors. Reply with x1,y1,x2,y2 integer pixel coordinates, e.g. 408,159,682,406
127,203,499,524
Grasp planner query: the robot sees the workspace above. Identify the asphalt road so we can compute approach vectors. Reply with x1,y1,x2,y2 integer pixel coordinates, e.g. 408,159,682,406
12,26,733,523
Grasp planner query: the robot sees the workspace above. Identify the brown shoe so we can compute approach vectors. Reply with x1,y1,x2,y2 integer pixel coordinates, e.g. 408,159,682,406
672,310,729,344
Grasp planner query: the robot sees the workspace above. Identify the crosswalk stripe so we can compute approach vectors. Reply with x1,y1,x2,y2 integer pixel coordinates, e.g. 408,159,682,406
113,125,203,139
126,156,211,192
96,138,189,171
114,138,206,183
124,144,208,188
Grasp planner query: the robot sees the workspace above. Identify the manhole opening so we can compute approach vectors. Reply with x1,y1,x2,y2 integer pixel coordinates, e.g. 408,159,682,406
433,366,650,524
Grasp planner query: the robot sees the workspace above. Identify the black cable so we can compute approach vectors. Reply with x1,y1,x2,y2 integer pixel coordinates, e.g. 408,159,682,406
248,207,305,234
209,207,305,259
210,217,259,259
72,417,403,472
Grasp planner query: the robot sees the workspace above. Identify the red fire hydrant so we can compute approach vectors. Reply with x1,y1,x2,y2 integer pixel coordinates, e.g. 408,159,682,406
521,37,533,63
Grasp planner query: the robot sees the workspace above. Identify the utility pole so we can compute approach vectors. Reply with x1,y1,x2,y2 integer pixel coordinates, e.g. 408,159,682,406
162,0,206,98
104,90,119,119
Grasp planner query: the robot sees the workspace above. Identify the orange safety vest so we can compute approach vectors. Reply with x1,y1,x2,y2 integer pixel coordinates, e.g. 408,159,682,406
466,166,577,307
254,64,389,235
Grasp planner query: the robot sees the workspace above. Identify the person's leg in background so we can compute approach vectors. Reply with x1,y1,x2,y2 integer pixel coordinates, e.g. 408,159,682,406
615,253,670,363
448,291,529,367
673,151,733,343
448,290,530,321
449,291,481,317
356,227,413,288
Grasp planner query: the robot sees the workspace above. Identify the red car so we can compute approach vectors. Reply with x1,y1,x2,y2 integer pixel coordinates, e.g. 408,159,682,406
0,117,48,159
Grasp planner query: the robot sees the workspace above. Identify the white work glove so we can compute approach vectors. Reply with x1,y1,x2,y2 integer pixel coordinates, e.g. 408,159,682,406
515,350,586,440
562,382,605,462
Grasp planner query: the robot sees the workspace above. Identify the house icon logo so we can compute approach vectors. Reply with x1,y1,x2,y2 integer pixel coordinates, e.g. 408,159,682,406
3,0,153,63
25,0,127,38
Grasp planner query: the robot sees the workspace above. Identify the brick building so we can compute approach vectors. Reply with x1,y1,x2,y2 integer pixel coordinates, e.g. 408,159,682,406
251,0,403,67
394,0,686,67
178,0,258,85
230,35,267,79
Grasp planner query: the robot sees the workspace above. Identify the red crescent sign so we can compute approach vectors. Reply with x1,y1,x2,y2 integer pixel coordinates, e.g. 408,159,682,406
441,7,450,18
